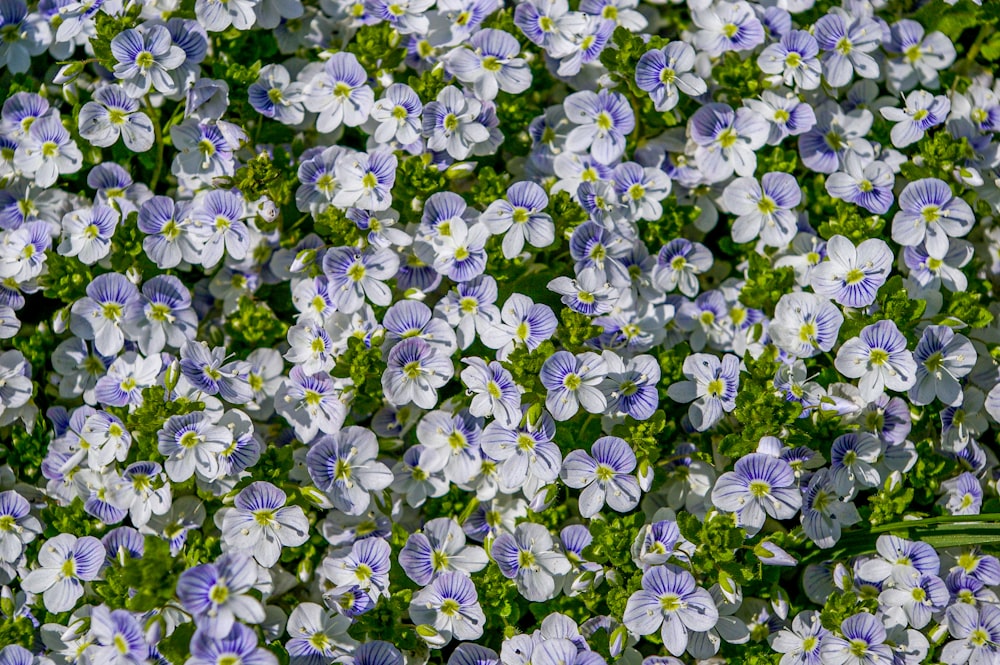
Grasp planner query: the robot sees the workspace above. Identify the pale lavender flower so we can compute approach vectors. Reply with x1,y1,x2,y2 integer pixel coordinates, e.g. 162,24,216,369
248,64,304,125
177,552,266,637
382,338,454,409
481,181,553,259
333,151,397,211
187,624,277,665
655,238,713,297
302,52,375,133
689,103,768,180
69,272,141,357
221,482,308,567
885,20,955,92
13,114,82,187
539,351,608,421
305,426,394,515
445,29,531,101
78,85,155,151
722,171,800,246
480,294,557,361
879,569,948,629
481,408,561,494
819,613,892,665
910,325,975,406
561,436,641,518
891,178,974,256
323,246,398,312
757,30,822,90
461,357,521,426
57,205,119,265
715,453,801,537
692,1,765,57
814,13,882,88
157,411,232,482
409,571,486,643
492,522,570,602
835,321,917,402
769,611,828,665
0,490,41,563
110,24,185,97
635,42,706,112
21,533,105,612
880,90,950,148
370,83,423,145
623,565,719,657
399,517,488,585
564,89,635,165
942,604,1000,665
667,353,740,431
939,472,983,516
810,235,892,308
423,86,489,160
769,292,844,358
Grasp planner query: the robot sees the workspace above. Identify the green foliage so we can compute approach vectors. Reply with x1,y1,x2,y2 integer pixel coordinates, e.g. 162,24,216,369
157,622,196,665
640,195,701,249
349,589,419,651
599,27,667,97
867,483,917,526
819,593,878,632
346,22,405,74
467,165,511,209
2,415,50,483
41,498,99,538
502,340,556,402
392,155,450,216
719,351,800,459
0,615,34,649
816,199,885,243
899,133,975,183
121,386,205,461
739,252,796,315
550,190,590,239
612,410,670,466
230,152,296,209
711,51,769,104
224,296,289,354
838,276,927,341
941,291,995,329
9,323,57,381
471,563,525,648
584,512,647,567
677,511,761,588
96,535,188,612
332,336,386,416
109,212,160,277
314,205,364,247
41,252,94,304
555,308,603,352
408,66,449,104
92,9,140,71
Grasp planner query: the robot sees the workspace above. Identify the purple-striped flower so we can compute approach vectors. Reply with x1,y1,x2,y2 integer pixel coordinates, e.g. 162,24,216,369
564,89,635,165
835,321,917,402
825,155,895,214
940,472,983,516
179,340,253,404
561,436,641,518
189,189,250,267
57,204,119,265
323,246,398,312
422,86,489,160
333,150,397,212
757,30,822,90
692,1,765,57
635,42,706,112
745,91,817,145
770,611,828,665
157,411,231,483
655,238,713,297
602,352,660,421
306,426,393,516
21,533,105,612
399,517,488,586
491,522,570,602
879,569,948,629
481,181,554,259
247,64,304,125
711,453,802,535
302,51,374,133
810,235,892,308
445,29,530,101
540,351,608,421
722,171,800,247
770,292,844,358
880,90,950,148
910,325,976,407
461,357,521,426
891,178,975,256
623,565,719,657
409,571,486,643
814,13,881,88
819,613,892,665
78,84,154,151
667,353,740,431
90,606,147,665
221,482,308,567
0,490,40,563
68,272,141,357
371,83,423,145
480,294,557,361
943,603,1000,665
481,408,561,494
689,103,768,181
188,623,277,665
382,338,454,409
13,114,82,188
323,537,392,600
110,25,185,97
177,552,265,637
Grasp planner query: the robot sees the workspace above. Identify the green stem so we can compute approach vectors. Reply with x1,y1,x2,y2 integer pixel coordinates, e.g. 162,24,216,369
146,95,165,192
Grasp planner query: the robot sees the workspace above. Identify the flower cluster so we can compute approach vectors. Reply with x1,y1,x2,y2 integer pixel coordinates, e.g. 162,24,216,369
3,0,1000,663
